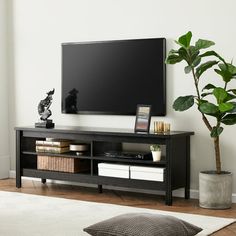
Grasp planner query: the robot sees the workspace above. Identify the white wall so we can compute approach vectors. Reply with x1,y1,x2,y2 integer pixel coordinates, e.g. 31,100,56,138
9,0,236,193
0,0,10,178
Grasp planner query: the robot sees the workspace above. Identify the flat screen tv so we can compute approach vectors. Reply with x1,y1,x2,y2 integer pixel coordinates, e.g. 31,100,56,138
62,38,166,115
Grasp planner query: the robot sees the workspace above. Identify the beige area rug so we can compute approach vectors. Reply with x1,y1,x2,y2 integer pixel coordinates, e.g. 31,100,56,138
0,191,234,236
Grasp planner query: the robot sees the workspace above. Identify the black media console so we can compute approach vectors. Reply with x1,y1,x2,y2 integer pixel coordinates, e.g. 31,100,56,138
15,126,194,205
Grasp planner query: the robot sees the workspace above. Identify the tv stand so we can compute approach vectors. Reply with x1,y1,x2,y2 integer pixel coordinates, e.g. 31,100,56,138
15,126,194,205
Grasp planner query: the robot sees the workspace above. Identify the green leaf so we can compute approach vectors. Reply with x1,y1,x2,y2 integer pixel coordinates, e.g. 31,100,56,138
219,63,227,71
198,99,208,106
176,31,192,48
189,46,200,63
199,102,218,115
214,68,231,82
196,61,218,78
168,49,179,54
228,63,236,75
211,126,223,137
202,83,216,91
195,39,215,50
221,114,236,125
215,63,233,82
200,50,226,64
227,89,236,95
219,102,234,113
192,56,201,67
178,47,189,61
224,92,236,102
227,102,236,113
213,87,228,104
165,54,183,64
184,66,192,74
201,92,212,98
173,95,195,111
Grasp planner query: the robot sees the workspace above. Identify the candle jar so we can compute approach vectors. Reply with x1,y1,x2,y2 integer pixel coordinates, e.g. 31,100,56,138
164,123,170,132
154,121,164,133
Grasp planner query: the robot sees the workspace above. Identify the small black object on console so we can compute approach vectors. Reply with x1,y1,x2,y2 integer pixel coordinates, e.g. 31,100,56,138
104,151,152,160
35,89,55,128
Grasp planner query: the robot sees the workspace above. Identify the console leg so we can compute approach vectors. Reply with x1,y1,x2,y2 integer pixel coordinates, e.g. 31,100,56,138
98,184,103,193
41,179,46,184
16,176,22,188
185,136,190,200
185,188,190,199
16,130,22,188
165,190,172,206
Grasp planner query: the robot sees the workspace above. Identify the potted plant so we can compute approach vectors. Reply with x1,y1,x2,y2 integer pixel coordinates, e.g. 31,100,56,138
166,31,236,209
150,144,161,162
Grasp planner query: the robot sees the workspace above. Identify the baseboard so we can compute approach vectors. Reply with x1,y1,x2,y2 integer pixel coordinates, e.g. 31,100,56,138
233,193,236,204
0,155,10,179
9,170,16,178
8,170,236,203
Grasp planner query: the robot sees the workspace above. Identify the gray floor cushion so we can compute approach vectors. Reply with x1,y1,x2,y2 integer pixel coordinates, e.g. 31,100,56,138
83,212,202,236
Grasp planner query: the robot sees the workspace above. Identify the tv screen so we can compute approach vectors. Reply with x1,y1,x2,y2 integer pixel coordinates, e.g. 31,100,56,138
62,38,166,115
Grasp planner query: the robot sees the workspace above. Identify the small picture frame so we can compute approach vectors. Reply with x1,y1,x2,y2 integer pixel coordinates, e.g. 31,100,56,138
134,104,152,133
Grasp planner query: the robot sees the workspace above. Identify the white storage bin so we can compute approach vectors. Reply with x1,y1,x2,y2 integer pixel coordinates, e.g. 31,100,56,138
130,166,165,182
98,163,130,179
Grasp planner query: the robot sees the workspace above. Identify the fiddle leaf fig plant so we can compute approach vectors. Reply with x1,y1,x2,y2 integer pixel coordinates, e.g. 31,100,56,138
166,31,236,174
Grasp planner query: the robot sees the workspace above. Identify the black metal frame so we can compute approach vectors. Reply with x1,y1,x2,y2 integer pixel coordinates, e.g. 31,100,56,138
15,126,193,205
134,104,152,133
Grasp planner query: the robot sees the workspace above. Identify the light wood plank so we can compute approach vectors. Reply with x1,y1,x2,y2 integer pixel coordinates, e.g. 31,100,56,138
0,178,235,235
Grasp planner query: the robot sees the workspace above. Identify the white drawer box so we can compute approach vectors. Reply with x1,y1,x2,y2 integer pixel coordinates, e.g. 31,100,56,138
130,166,165,182
98,163,130,179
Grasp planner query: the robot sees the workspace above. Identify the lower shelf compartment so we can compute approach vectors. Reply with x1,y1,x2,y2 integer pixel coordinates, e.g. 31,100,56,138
22,168,166,191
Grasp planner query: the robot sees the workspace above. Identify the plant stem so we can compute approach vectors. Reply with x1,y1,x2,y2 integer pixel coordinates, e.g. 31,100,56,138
202,115,212,132
191,67,201,99
191,67,212,132
191,66,222,173
214,136,221,174
224,82,228,90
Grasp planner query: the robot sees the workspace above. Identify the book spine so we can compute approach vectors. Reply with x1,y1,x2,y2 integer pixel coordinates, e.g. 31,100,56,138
35,140,70,147
52,156,55,171
56,157,60,172
63,157,66,172
37,155,42,169
36,140,44,146
55,157,58,171
35,146,69,153
69,158,73,173
36,146,45,152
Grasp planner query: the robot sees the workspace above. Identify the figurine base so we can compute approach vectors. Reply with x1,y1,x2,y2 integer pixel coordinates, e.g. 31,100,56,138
35,120,55,129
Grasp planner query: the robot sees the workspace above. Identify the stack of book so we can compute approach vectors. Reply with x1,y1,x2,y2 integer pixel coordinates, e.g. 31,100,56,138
35,139,70,154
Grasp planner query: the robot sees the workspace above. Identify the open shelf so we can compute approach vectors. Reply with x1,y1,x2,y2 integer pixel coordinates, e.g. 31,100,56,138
22,168,166,190
93,155,166,165
22,151,166,165
22,151,92,159
23,168,94,182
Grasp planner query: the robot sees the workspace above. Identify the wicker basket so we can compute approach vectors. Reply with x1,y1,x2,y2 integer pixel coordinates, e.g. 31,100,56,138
37,155,90,173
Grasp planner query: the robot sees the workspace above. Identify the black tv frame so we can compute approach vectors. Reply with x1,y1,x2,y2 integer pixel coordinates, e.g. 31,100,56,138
61,38,166,116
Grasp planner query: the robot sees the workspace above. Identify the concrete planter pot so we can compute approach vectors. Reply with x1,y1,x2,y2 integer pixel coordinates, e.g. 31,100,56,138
199,171,232,209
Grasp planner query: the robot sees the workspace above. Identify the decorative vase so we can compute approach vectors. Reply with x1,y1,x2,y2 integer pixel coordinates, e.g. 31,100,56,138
199,171,232,209
151,151,161,162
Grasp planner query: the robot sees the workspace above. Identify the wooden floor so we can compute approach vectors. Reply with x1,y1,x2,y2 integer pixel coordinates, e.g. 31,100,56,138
0,178,236,235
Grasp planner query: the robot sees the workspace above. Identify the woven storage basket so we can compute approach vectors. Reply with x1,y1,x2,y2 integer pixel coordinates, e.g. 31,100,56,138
37,156,90,173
